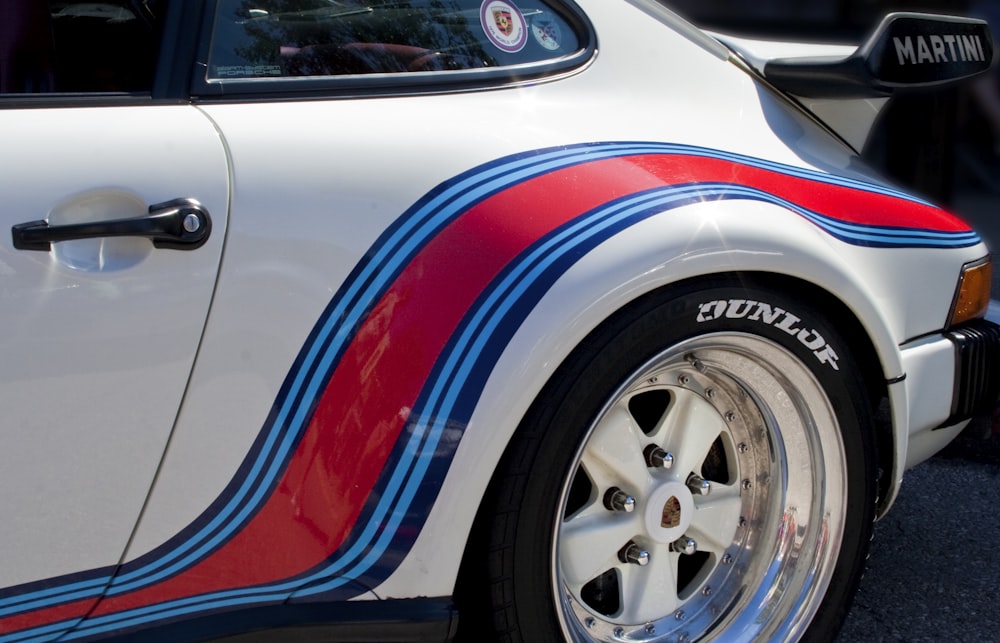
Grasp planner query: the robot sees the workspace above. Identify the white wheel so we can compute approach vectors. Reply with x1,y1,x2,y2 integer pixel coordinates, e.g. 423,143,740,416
556,333,850,641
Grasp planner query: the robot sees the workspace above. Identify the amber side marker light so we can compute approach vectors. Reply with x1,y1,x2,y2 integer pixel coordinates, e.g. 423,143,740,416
950,258,992,327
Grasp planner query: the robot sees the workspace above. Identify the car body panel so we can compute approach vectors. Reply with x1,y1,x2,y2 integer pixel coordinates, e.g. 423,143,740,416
0,105,229,637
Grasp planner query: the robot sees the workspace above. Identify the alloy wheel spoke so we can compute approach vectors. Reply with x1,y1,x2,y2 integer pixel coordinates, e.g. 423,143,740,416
581,405,653,493
686,483,744,553
560,509,642,587
618,546,681,623
659,389,726,477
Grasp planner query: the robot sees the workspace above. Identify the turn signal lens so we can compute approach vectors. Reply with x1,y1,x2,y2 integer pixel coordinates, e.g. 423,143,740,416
950,258,992,327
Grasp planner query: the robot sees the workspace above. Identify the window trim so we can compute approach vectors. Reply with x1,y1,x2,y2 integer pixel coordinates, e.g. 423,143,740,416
189,0,597,100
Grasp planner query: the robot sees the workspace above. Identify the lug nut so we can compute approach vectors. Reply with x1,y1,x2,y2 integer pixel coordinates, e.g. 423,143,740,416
620,541,650,566
644,444,674,469
686,474,711,495
671,536,698,556
604,487,636,512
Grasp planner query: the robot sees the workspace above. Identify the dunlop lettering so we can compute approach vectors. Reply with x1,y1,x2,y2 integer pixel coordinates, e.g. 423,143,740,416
696,299,841,370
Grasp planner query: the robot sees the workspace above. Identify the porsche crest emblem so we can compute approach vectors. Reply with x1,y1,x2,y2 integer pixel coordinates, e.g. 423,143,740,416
661,495,682,529
493,9,513,36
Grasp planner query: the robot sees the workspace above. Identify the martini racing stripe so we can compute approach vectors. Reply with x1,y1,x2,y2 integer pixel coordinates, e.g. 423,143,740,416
0,143,978,641
0,143,653,617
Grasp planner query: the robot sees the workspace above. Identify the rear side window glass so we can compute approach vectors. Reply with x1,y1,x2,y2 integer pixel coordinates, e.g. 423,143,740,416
0,1,160,95
207,0,582,79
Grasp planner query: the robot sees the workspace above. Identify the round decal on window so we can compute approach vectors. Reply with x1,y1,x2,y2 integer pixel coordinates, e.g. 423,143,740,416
531,14,563,51
481,0,527,53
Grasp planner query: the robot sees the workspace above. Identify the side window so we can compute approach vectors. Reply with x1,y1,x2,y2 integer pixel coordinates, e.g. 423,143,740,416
207,0,582,80
0,1,161,95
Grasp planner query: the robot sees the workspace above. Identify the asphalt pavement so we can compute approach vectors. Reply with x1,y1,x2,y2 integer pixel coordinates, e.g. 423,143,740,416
837,177,1000,641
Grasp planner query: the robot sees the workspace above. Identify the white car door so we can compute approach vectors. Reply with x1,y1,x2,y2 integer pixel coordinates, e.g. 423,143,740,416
0,2,229,629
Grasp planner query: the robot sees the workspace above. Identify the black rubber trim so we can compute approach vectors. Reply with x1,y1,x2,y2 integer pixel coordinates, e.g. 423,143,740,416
943,318,1000,426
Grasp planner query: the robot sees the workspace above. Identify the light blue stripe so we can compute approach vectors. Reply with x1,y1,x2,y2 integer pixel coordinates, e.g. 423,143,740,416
0,618,79,643
0,578,108,617
801,210,979,240
698,183,978,246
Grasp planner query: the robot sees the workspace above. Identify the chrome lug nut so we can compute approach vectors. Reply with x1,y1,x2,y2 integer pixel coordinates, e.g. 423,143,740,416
604,487,636,512
619,541,651,566
670,536,698,556
644,444,674,469
686,474,711,495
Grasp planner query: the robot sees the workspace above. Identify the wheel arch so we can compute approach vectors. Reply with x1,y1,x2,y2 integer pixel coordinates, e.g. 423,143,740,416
487,268,895,529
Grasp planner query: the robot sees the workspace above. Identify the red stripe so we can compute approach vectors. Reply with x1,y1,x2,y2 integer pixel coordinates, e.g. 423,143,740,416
627,154,968,231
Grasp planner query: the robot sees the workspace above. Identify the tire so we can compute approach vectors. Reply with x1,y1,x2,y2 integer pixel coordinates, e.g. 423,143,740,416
460,277,878,642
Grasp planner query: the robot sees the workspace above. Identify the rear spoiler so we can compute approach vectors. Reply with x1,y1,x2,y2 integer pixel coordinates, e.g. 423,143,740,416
713,13,994,150
763,12,995,98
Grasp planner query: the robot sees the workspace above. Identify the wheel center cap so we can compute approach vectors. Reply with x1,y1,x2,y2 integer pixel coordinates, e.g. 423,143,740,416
644,482,695,543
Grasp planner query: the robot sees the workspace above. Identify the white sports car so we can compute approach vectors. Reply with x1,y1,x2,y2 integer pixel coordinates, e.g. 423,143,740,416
1,1,997,641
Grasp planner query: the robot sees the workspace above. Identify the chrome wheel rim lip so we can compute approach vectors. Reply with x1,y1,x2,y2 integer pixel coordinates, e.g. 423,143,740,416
552,333,847,642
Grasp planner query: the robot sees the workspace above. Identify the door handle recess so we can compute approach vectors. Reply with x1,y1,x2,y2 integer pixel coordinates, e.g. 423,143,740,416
12,198,212,252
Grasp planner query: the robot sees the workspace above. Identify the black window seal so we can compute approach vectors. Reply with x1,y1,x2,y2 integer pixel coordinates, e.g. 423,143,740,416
153,0,211,100
189,0,597,101
0,93,160,110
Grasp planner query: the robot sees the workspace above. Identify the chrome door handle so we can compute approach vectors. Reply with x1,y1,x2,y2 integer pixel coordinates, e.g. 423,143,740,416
12,198,212,252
